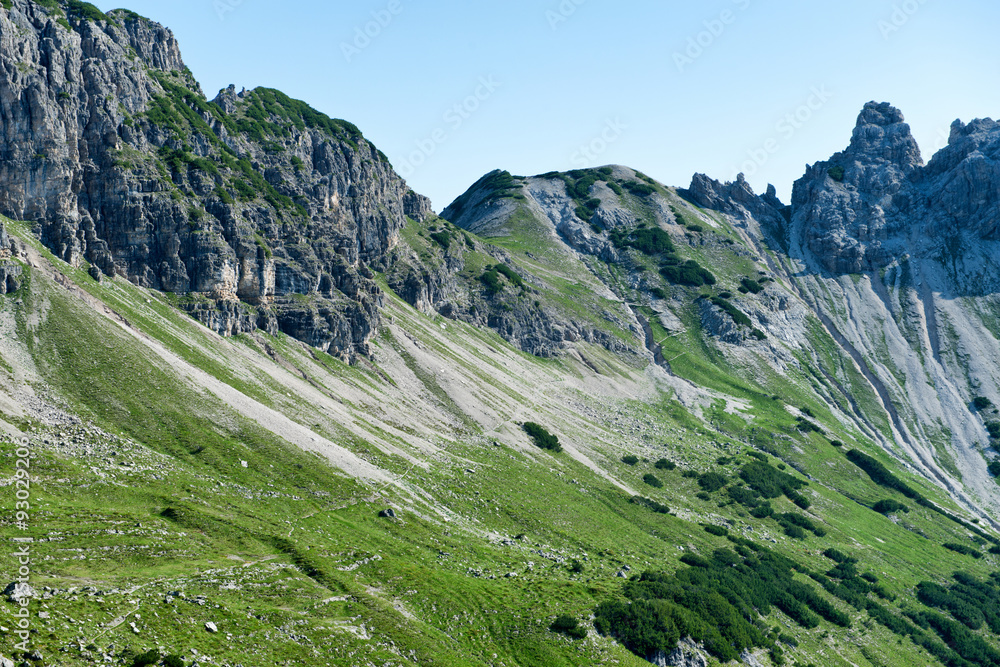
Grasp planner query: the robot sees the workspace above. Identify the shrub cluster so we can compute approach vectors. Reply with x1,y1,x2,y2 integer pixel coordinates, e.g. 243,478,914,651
523,422,561,452
595,540,851,664
873,499,909,514
661,260,716,287
630,495,669,514
479,264,524,294
643,473,664,488
550,614,587,640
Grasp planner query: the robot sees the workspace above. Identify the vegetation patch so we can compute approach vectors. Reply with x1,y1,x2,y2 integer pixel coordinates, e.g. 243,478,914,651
660,260,716,287
549,614,587,640
631,495,669,514
523,422,561,452
595,541,849,664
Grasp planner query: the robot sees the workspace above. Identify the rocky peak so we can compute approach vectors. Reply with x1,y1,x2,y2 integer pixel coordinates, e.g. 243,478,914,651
0,0,432,360
846,101,923,171
111,8,185,73
684,173,789,247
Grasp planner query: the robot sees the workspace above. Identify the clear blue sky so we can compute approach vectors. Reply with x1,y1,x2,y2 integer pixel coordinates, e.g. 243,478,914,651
94,0,1000,212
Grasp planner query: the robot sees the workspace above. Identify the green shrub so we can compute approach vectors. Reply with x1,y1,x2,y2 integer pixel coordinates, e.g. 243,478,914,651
232,179,257,200
631,496,669,514
596,540,851,664
661,261,716,287
643,473,664,488
704,524,728,537
68,0,109,22
845,449,920,499
989,460,1000,477
822,548,856,564
163,657,186,667
829,439,843,448
873,499,909,514
621,455,639,466
796,417,823,433
429,231,452,250
523,422,561,452
494,264,523,288
828,165,845,182
710,297,752,327
622,181,656,196
610,227,675,256
131,650,161,667
213,185,234,205
655,458,676,470
973,396,993,411
550,614,587,640
943,543,983,559
739,278,764,294
697,472,728,492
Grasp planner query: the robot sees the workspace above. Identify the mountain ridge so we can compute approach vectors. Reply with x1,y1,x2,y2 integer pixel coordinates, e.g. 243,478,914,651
6,2,1000,666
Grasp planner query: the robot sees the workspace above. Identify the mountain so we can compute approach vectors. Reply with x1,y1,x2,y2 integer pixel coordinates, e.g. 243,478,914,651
0,0,430,359
6,3,1000,667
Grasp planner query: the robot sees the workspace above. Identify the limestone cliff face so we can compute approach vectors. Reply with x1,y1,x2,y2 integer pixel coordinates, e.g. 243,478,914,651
790,102,924,274
0,0,430,359
688,102,1000,525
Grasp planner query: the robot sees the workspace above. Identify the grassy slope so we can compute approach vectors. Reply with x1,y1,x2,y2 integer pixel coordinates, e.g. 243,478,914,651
0,216,999,667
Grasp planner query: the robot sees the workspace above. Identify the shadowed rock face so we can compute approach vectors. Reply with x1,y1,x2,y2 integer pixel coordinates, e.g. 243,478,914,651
0,0,429,359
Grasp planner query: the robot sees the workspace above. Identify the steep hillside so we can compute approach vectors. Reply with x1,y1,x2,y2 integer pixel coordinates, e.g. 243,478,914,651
7,197,1000,667
4,2,1000,666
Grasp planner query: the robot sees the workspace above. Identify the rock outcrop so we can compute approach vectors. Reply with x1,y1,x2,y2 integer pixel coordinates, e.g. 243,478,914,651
0,0,429,359
790,102,923,273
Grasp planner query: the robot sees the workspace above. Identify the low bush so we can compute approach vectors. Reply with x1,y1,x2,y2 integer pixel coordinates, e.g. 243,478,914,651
943,543,983,559
643,473,664,488
873,499,909,514
661,261,716,287
550,614,588,640
631,495,669,514
655,458,676,470
523,422,561,452
621,455,639,466
697,472,728,492
131,650,161,667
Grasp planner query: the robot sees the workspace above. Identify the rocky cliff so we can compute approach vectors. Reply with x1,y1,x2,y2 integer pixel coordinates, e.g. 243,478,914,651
0,0,429,359
684,102,1000,522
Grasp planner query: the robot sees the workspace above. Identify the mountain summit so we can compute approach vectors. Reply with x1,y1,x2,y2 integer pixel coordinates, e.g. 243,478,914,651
0,0,429,358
